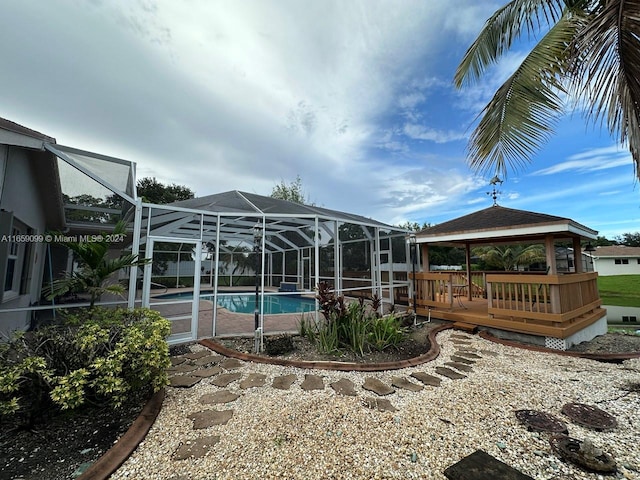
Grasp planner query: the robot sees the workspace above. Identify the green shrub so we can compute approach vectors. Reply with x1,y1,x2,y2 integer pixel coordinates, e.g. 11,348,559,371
0,308,170,427
368,315,405,351
313,282,406,356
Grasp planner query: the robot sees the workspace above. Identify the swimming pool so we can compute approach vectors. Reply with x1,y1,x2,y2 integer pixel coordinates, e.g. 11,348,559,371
155,291,317,315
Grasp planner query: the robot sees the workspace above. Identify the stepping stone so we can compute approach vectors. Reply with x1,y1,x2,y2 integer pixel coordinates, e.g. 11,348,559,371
170,376,202,388
391,376,423,392
436,367,467,380
454,351,482,360
451,340,472,345
192,366,223,378
239,373,267,389
301,374,324,391
168,363,198,373
363,378,395,396
451,334,473,340
272,374,297,390
480,350,499,357
445,362,473,373
330,378,357,396
450,355,475,365
459,347,480,353
362,397,397,412
193,355,224,366
199,390,240,404
189,409,234,429
184,350,211,360
211,372,243,387
220,359,245,370
410,372,442,387
173,435,220,460
170,357,187,366
444,449,534,480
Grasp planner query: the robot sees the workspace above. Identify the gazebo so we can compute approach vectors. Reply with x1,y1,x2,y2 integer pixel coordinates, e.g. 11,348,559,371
410,204,607,350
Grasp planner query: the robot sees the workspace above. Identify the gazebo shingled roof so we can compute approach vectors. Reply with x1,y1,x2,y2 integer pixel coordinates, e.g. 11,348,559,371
416,205,597,245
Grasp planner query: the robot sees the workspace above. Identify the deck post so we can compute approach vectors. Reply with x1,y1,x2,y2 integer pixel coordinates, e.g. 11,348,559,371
545,235,561,313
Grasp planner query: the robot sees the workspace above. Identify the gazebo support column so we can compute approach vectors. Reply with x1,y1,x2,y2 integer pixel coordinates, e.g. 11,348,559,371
545,235,561,314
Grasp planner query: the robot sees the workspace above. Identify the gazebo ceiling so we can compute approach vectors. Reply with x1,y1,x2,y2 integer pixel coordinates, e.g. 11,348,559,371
415,205,598,246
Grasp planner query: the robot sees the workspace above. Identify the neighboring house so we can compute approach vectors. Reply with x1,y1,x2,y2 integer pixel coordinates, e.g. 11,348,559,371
0,118,65,338
584,245,640,276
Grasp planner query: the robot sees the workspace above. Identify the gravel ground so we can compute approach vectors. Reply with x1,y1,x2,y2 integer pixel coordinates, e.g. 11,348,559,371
111,330,640,480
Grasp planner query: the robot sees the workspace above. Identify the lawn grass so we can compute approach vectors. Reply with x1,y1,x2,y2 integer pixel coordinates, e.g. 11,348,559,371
598,274,640,307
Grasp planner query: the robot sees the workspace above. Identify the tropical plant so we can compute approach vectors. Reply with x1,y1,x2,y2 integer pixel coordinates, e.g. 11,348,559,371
473,244,546,271
45,221,150,308
455,0,640,180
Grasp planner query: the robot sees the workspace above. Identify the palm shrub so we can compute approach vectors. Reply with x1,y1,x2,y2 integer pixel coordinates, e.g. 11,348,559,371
45,221,150,308
0,308,170,428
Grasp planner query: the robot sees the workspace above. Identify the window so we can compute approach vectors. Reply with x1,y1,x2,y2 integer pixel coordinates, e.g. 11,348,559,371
2,220,27,301
622,316,637,323
614,258,629,265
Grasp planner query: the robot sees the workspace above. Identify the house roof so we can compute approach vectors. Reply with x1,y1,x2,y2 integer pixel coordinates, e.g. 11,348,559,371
0,118,65,229
415,205,597,245
586,245,640,258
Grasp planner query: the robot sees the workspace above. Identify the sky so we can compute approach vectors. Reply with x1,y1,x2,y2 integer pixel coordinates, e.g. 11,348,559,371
1,0,639,240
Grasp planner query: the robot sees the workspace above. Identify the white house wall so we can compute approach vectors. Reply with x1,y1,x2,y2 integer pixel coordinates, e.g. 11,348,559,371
593,257,640,276
0,146,49,337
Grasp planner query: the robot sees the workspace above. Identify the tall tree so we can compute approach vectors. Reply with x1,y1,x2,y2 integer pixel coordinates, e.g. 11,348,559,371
137,177,195,204
271,175,311,205
455,1,640,180
615,232,640,247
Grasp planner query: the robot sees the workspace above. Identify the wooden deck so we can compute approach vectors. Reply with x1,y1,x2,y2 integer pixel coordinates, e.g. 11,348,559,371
411,271,606,339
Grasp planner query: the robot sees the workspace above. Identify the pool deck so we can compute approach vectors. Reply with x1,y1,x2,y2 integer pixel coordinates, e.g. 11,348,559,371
149,286,316,339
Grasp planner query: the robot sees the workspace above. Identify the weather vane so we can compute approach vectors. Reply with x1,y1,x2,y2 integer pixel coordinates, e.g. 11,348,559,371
487,176,503,206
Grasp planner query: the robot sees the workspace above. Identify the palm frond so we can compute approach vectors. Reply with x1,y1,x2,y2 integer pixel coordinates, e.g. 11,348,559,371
467,11,581,176
569,0,640,178
454,0,565,87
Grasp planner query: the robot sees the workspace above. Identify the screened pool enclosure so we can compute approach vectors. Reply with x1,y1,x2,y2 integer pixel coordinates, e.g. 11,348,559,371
8,142,412,346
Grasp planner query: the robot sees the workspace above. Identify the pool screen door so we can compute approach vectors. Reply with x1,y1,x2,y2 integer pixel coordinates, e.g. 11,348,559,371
141,238,202,345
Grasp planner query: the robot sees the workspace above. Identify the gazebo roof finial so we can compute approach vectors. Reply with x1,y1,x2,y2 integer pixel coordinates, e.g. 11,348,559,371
487,176,503,206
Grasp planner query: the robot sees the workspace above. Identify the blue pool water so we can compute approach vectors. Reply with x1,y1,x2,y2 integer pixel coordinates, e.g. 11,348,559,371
155,291,317,315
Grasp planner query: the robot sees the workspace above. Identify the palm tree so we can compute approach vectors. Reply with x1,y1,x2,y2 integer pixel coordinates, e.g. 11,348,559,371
455,0,640,179
473,244,546,271
46,221,150,308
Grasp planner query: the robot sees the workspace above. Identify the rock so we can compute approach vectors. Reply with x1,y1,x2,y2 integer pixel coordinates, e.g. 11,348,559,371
192,366,223,378
435,367,467,380
410,372,442,387
193,355,224,366
272,374,297,390
362,397,397,412
220,359,245,370
170,376,202,388
450,355,475,365
189,409,234,429
362,378,395,396
239,373,267,389
391,376,424,392
444,362,473,373
210,372,243,387
168,363,198,373
454,351,482,360
301,374,324,391
199,390,240,404
173,435,221,460
330,378,357,396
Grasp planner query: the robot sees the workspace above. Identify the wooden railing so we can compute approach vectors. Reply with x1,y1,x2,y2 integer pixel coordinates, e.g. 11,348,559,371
486,272,603,337
410,271,605,338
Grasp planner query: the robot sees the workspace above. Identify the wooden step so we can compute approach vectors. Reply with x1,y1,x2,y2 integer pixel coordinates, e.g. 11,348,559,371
453,322,478,333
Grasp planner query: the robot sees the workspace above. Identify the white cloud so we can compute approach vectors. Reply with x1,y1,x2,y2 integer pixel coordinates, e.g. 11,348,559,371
403,124,467,143
531,146,631,176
